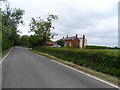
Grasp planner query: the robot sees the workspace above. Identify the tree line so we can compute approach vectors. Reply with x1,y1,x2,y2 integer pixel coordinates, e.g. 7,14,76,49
0,1,24,51
0,0,60,51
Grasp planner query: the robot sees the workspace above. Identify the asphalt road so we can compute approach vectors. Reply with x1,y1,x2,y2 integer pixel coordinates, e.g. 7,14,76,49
2,46,117,88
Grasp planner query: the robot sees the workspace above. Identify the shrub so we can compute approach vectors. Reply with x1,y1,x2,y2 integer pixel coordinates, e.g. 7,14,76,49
2,34,13,51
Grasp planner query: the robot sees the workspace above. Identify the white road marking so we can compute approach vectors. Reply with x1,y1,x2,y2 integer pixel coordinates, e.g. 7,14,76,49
0,47,12,64
49,59,119,89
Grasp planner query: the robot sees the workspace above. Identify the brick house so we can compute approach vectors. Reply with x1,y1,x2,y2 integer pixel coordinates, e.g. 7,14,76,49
63,34,87,49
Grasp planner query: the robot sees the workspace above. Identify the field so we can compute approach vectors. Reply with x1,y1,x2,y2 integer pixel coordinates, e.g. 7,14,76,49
84,49,118,56
35,47,119,78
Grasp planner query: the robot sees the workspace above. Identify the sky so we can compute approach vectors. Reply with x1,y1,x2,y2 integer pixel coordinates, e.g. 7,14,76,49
8,0,119,47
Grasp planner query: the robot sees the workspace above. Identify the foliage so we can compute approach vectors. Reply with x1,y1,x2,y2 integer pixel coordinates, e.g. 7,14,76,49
20,35,29,46
29,14,58,46
2,34,12,51
56,39,65,47
35,47,120,78
28,35,42,49
1,2,24,51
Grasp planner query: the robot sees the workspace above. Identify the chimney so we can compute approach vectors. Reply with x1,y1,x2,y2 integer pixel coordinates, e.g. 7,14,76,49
76,34,78,38
82,34,85,49
66,35,68,38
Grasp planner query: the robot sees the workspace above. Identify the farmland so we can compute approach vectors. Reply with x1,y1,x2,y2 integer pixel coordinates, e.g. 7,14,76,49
34,47,119,78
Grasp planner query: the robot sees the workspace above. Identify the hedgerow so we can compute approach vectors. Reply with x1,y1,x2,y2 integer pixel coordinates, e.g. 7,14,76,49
35,47,120,78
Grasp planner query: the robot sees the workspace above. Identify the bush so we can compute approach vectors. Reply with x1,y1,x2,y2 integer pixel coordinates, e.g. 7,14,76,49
35,47,120,78
2,34,13,51
28,35,42,49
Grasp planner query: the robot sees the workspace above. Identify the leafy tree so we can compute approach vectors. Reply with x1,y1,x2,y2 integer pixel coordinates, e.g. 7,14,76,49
14,34,21,46
29,14,58,46
28,35,42,49
1,2,24,50
56,39,65,47
20,35,29,46
2,2,24,45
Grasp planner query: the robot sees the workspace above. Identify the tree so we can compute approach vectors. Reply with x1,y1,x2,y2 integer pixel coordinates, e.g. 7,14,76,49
20,35,29,46
28,35,42,49
56,39,65,47
1,2,24,50
29,14,58,46
2,34,12,51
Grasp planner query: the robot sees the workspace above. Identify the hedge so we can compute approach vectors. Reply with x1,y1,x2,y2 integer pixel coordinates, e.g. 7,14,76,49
35,47,120,78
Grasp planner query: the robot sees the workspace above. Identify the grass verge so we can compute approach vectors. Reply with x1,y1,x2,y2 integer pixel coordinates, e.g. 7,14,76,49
30,49,119,86
0,52,1,58
2,48,11,58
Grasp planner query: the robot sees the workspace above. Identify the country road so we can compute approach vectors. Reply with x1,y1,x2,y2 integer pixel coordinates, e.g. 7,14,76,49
2,46,117,88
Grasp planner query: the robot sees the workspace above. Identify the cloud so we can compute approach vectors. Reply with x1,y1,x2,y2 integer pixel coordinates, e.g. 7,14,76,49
9,0,119,47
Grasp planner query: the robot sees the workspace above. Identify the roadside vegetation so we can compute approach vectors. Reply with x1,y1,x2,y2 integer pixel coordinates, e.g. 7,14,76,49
1,0,58,57
2,48,11,57
0,1,24,54
30,49,119,85
34,46,119,79
0,52,1,58
85,45,119,49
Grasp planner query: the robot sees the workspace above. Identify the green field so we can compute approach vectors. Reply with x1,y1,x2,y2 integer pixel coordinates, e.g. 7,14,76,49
34,47,120,78
84,49,118,57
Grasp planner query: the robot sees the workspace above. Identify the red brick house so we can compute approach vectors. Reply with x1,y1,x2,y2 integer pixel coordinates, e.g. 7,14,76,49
63,34,87,49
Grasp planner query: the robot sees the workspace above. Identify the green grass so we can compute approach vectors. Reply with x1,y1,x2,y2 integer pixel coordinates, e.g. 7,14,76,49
0,33,2,38
0,52,1,58
84,49,118,57
2,48,11,58
63,48,119,57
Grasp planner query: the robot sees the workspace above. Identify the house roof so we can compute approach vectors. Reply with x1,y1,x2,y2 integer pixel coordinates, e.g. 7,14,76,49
63,36,84,41
63,36,75,40
47,41,57,45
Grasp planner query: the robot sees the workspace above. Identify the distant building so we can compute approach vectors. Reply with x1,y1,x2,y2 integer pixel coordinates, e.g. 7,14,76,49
46,41,57,46
63,34,87,49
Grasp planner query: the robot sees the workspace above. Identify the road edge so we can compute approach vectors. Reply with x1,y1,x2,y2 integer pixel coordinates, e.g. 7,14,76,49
0,47,12,64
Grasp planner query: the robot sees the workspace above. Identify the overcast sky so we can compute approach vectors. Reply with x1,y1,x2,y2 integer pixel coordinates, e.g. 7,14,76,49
8,0,119,47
